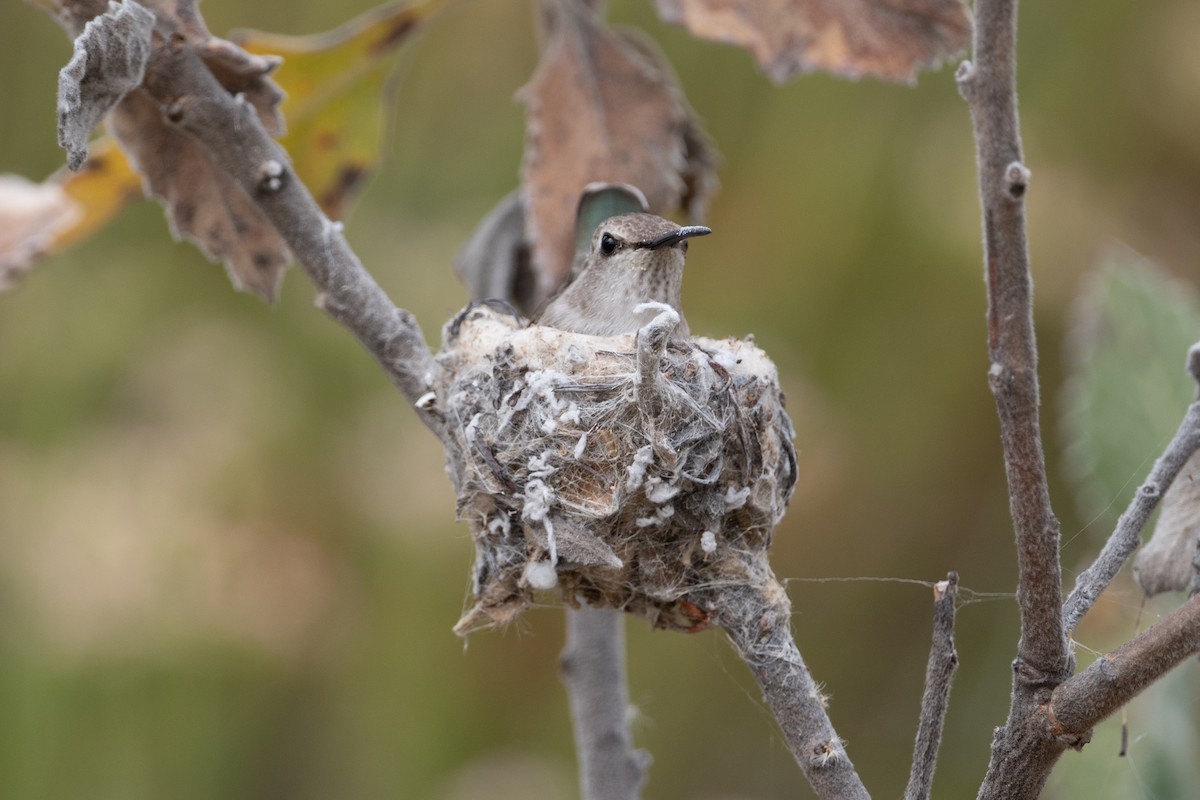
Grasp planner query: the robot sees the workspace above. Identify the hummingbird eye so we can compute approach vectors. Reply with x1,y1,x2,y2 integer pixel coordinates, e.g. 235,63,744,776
599,233,619,256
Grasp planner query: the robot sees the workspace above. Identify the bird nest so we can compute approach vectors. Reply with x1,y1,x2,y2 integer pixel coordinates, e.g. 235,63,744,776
432,304,797,635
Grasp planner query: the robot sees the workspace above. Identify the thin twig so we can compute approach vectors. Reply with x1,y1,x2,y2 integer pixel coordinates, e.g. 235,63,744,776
903,572,959,800
957,0,1068,680
137,38,449,448
718,580,870,800
1062,399,1200,634
1189,538,1200,598
561,606,649,800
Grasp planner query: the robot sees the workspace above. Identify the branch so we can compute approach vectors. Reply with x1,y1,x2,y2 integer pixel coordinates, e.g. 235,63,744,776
718,581,870,800
561,606,650,800
957,0,1067,679
1051,592,1200,734
958,1,1086,797
1062,398,1200,634
960,6,1200,777
558,301,684,800
136,36,449,447
903,573,959,800
959,2,1200,796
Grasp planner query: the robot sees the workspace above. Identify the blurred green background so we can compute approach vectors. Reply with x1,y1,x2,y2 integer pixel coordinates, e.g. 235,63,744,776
2,1,1199,798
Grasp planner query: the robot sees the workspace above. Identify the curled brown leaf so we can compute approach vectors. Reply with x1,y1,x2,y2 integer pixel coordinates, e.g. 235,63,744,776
109,89,291,299
40,0,293,298
653,0,972,84
43,0,285,135
520,2,718,302
56,0,155,170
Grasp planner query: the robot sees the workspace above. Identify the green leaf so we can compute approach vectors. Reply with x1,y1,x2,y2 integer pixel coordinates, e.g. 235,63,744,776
1061,250,1200,536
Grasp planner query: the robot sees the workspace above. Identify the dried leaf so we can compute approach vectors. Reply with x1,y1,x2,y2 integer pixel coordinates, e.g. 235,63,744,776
617,30,719,220
39,1,438,296
232,0,442,218
0,175,82,291
520,4,718,301
196,38,285,136
454,190,534,309
35,2,435,292
109,89,291,299
56,0,155,170
653,0,972,84
679,110,720,218
41,0,286,134
39,0,294,297
1135,449,1200,596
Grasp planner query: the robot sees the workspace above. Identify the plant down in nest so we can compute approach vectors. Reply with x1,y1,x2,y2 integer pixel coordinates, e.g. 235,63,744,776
432,303,798,636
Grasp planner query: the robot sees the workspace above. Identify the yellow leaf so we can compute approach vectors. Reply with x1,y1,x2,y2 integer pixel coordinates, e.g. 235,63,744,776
50,136,144,252
232,0,444,219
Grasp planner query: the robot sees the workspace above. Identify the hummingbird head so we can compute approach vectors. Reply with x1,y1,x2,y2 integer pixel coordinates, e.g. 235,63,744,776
586,213,712,276
538,212,710,338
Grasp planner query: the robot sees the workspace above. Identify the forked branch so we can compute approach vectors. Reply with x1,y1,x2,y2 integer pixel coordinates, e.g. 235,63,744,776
1052,592,1200,735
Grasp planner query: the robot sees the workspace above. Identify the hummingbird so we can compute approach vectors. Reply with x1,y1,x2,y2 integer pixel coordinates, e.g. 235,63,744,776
537,212,711,338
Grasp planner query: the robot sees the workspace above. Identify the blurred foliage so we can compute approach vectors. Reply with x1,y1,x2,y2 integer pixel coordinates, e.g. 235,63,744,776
1055,254,1200,798
1,0,1199,798
1061,252,1200,537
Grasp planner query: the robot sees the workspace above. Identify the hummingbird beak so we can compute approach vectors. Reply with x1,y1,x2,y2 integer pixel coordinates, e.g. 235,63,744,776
638,225,712,250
